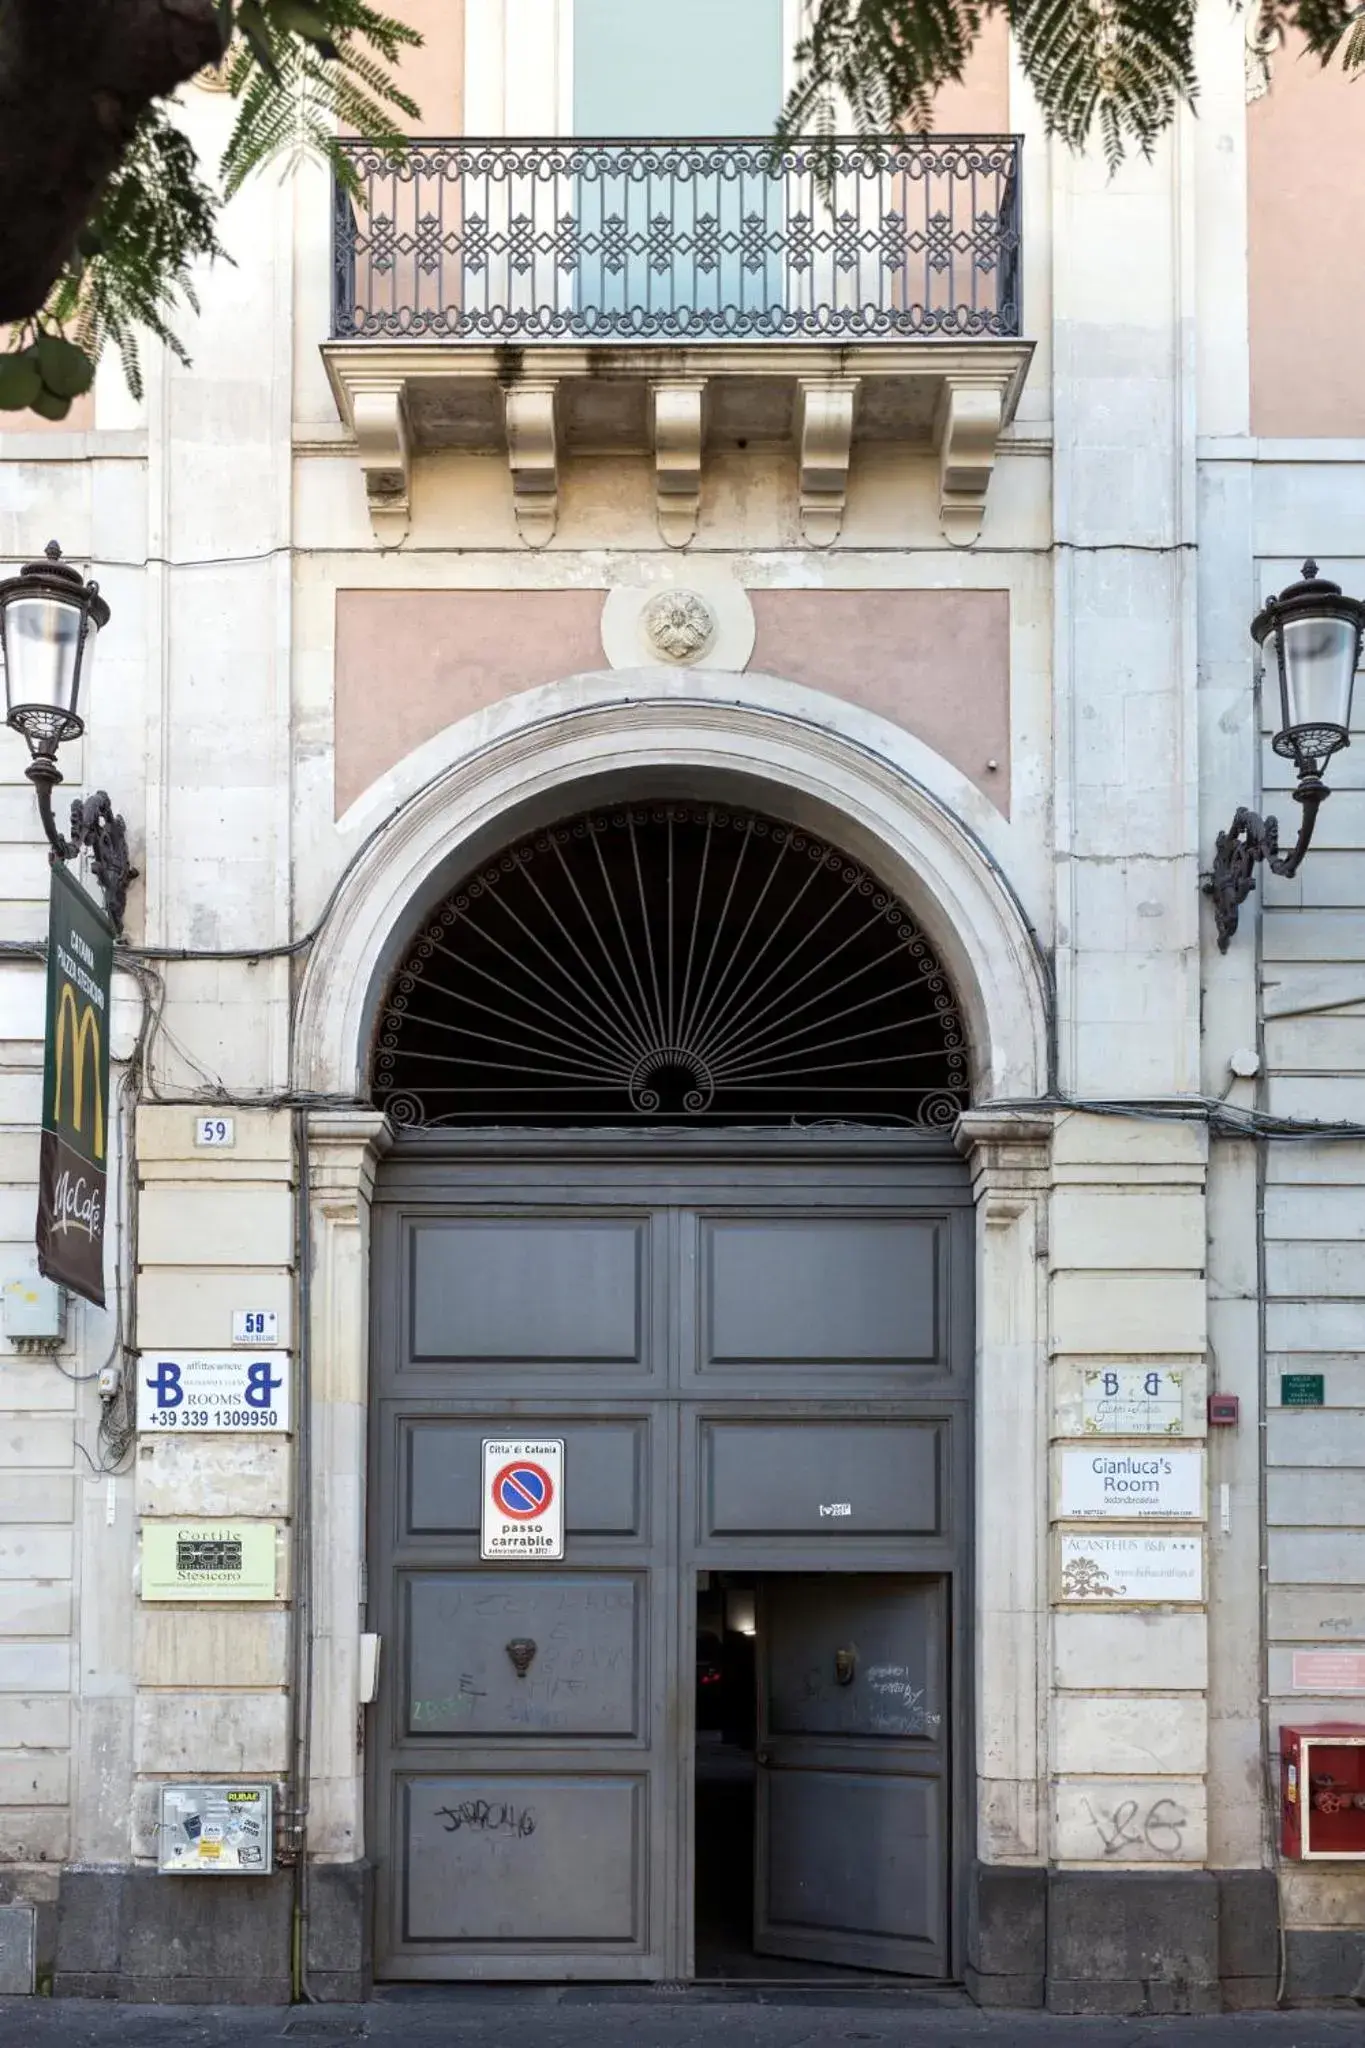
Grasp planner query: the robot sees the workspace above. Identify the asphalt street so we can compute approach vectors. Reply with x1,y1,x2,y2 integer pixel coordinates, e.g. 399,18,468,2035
2,1993,1364,2048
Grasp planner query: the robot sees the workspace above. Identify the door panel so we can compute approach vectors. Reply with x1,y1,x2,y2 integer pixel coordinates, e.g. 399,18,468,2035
409,1217,648,1367
681,1207,961,1393
765,1772,944,1945
755,1575,949,1976
399,1774,644,1944
700,1420,943,1539
702,1217,941,1367
404,1418,646,1539
404,1573,644,1739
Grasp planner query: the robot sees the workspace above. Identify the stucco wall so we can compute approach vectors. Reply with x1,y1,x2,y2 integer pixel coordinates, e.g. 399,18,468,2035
1248,37,1365,438
333,586,1012,816
395,0,464,134
750,589,1010,812
928,10,1010,133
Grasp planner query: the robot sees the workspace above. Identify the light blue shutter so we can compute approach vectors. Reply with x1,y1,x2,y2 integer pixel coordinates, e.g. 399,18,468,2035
573,0,782,135
571,0,785,334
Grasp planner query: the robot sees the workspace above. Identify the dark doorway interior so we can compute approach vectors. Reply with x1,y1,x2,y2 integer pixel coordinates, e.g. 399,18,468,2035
694,1572,760,1978
695,1572,941,1984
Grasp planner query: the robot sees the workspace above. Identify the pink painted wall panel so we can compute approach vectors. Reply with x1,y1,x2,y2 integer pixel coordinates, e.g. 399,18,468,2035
334,588,605,813
335,586,1010,816
750,589,1010,812
927,12,1010,133
1249,38,1365,437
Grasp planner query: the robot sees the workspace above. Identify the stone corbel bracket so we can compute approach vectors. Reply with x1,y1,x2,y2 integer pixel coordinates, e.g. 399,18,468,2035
936,378,1006,547
796,377,859,547
351,381,411,547
504,380,560,548
652,379,706,548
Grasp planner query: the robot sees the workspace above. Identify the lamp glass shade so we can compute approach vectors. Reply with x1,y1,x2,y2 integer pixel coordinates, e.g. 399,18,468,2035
1,590,92,739
1277,611,1358,758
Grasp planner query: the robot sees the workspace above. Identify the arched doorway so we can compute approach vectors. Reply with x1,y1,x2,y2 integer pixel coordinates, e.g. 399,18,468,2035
364,799,976,1984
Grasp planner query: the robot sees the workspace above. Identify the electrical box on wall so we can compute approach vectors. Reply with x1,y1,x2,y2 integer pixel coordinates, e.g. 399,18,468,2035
157,1784,274,1874
1281,1725,1365,1859
2,1267,65,1355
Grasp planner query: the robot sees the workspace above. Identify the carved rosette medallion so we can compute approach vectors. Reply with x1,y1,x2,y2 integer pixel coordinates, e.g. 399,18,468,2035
642,589,716,665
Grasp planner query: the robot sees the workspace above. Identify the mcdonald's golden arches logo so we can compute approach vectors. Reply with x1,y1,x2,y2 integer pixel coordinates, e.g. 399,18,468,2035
53,983,104,1159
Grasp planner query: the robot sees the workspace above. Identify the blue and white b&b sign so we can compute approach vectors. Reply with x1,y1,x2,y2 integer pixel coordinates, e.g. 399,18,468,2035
137,1352,291,1433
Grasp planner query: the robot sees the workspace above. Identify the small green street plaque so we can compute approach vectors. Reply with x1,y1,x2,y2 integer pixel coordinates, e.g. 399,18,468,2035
1281,1373,1325,1408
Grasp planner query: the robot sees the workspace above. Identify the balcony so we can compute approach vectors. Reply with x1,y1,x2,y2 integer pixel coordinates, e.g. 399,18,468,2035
321,137,1032,545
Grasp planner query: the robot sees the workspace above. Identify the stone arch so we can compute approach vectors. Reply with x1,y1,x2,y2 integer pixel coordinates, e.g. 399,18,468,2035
294,671,1051,1105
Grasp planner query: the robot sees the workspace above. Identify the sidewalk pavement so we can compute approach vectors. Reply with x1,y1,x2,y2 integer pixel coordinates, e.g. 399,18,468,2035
2,1990,1364,2048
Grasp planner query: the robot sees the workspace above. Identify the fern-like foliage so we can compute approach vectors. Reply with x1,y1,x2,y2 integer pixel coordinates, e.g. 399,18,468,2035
780,0,991,141
1332,0,1365,69
221,0,420,198
0,0,423,409
782,0,1362,170
42,111,227,401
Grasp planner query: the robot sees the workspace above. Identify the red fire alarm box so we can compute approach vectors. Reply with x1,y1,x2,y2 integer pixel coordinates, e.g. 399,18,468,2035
1281,1725,1365,1859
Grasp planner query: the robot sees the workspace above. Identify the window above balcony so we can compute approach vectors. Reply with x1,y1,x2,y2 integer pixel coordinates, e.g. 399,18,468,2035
320,136,1032,546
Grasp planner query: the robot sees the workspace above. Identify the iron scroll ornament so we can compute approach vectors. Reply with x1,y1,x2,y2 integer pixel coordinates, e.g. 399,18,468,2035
1204,791,1327,954
26,772,138,935
331,135,1022,344
371,805,970,1129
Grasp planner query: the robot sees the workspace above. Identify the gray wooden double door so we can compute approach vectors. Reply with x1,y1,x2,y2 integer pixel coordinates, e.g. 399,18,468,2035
368,1136,973,1982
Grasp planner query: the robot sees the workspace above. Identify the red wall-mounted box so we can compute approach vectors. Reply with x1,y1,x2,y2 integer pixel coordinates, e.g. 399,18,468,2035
1281,1724,1365,1859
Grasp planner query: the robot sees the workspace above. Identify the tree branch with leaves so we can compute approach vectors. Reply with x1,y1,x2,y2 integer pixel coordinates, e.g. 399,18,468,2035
0,0,418,416
3,0,1363,422
778,0,1365,169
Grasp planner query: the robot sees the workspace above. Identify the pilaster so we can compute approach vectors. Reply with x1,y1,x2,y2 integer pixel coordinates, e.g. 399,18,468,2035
130,1107,297,1866
305,1111,391,1862
1047,1114,1211,1877
956,1110,1053,1868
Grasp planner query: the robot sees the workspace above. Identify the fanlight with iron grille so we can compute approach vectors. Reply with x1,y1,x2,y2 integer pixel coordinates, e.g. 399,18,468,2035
371,806,970,1128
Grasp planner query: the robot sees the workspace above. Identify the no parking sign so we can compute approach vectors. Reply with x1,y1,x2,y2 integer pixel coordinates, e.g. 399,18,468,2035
481,1439,564,1560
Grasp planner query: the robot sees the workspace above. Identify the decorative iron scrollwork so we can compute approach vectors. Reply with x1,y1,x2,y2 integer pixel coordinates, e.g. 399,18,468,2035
1204,784,1328,952
332,137,1022,343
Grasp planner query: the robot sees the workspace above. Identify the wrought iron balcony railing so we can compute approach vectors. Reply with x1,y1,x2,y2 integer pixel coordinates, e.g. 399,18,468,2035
331,137,1022,345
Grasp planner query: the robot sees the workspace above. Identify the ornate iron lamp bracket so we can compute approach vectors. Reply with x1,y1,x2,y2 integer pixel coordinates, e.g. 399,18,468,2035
1204,774,1328,952
27,752,137,933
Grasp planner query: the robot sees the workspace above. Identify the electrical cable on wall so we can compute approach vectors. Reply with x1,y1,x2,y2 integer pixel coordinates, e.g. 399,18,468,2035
7,935,1365,1140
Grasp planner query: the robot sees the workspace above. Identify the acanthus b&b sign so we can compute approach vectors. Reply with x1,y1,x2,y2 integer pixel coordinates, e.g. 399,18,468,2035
37,864,114,1307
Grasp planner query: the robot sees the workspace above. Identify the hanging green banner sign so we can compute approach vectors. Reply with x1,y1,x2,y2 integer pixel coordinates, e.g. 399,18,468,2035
37,864,114,1308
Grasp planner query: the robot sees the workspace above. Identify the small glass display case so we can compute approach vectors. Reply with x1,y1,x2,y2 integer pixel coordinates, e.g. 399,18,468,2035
1281,1725,1365,1860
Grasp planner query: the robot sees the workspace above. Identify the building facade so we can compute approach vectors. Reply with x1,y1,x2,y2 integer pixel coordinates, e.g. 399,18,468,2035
1,0,1365,2011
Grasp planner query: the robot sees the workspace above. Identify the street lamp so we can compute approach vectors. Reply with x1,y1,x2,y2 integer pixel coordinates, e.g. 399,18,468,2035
1206,561,1365,951
0,541,136,931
